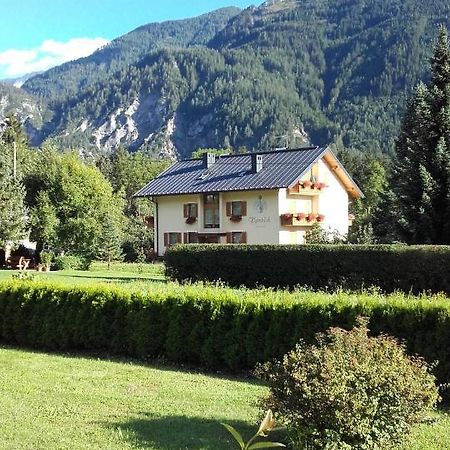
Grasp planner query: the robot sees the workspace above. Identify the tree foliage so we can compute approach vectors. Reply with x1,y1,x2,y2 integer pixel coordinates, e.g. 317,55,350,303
25,145,125,258
0,118,27,246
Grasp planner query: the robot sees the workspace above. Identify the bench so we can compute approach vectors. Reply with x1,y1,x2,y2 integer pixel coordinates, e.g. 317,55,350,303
6,256,34,270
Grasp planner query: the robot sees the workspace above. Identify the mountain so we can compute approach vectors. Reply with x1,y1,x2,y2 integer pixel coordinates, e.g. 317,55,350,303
1,72,43,88
3,1,450,159
0,82,45,142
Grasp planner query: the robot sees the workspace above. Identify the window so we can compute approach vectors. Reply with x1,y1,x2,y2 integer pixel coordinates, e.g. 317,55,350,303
184,232,199,244
183,203,198,219
164,232,182,247
227,231,247,244
203,194,220,228
232,201,242,216
226,201,247,217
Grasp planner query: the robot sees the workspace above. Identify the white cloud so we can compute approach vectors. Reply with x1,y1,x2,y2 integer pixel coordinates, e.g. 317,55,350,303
0,37,110,79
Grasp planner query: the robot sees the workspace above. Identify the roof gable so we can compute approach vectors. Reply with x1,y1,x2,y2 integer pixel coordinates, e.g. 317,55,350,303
134,146,363,198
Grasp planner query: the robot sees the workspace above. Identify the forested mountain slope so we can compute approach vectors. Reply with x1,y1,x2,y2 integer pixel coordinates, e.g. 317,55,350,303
4,0,450,158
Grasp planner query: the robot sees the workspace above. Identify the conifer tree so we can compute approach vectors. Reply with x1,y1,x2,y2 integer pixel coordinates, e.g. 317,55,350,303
97,214,123,269
0,121,27,248
392,26,450,244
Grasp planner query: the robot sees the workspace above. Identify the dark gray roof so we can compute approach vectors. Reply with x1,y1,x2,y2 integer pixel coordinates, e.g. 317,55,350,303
134,146,327,197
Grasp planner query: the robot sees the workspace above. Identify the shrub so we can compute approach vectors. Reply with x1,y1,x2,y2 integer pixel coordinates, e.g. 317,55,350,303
165,244,450,294
0,282,449,401
39,251,53,267
53,254,90,270
256,320,440,450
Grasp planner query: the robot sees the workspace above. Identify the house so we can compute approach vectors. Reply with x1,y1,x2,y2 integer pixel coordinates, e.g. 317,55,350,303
134,147,363,256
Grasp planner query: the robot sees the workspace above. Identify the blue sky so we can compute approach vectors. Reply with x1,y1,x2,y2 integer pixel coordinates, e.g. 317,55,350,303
0,0,259,79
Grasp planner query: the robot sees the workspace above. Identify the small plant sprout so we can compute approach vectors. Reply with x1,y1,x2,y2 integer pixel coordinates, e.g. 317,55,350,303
221,409,285,449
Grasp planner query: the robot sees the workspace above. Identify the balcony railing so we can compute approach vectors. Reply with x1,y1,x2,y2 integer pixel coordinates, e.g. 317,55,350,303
280,213,325,226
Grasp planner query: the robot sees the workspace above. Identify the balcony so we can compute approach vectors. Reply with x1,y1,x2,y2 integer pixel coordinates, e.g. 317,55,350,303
288,180,327,196
280,213,325,227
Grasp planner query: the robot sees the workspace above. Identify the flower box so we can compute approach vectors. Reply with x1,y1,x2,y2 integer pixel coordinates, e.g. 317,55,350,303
307,213,318,222
317,214,325,222
296,212,306,221
301,180,312,188
280,213,294,225
230,215,242,223
185,217,196,224
314,182,326,190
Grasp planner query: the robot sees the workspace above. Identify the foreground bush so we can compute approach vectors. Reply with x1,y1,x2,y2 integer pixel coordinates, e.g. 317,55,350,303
257,320,439,450
165,244,450,294
0,281,449,399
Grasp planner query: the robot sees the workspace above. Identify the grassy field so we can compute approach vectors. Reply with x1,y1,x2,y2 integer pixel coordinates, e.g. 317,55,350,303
0,347,264,450
0,347,449,450
0,261,166,286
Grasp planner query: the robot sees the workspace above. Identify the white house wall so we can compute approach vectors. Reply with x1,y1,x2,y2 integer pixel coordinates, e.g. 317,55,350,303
222,190,280,244
278,158,350,243
316,158,349,237
155,190,280,255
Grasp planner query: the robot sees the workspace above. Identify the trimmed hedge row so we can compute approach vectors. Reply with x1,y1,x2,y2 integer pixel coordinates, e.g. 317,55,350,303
0,281,449,399
165,244,450,294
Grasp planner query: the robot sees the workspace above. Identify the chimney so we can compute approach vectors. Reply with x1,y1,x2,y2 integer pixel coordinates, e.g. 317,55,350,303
203,152,216,169
251,153,263,173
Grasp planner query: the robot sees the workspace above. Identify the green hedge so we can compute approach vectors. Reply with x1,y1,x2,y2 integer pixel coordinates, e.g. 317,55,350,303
0,281,449,399
165,244,450,294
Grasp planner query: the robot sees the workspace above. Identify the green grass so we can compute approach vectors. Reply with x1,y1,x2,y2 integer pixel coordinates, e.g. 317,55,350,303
0,261,166,286
0,347,264,450
0,348,448,450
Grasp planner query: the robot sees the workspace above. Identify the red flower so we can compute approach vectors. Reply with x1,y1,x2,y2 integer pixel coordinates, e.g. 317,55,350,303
317,214,325,222
307,213,317,222
296,212,306,221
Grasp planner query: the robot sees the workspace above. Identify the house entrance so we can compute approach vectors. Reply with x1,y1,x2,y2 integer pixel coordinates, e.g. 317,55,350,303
198,234,221,244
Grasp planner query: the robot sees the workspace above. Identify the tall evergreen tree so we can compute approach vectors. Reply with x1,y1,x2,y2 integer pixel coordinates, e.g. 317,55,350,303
391,26,450,244
96,213,123,270
0,141,27,247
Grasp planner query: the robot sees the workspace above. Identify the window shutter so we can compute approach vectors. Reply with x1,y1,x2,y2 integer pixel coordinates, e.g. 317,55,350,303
226,202,232,217
226,232,232,243
164,233,169,247
241,201,247,216
241,232,247,244
193,203,198,218
177,233,182,244
183,204,189,218
183,232,188,243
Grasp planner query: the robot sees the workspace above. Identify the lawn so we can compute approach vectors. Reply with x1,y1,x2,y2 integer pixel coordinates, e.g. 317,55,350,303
0,261,166,286
0,347,265,450
0,348,449,450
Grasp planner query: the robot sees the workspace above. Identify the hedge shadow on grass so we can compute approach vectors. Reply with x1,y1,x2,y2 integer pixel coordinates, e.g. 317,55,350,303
113,415,258,450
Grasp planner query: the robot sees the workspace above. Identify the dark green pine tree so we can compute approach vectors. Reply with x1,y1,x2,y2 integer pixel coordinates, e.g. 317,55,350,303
392,26,450,244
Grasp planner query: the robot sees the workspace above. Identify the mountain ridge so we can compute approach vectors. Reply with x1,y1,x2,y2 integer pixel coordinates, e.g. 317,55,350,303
2,0,450,159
